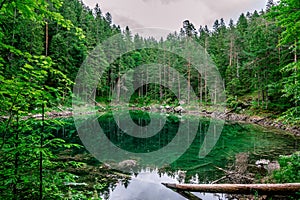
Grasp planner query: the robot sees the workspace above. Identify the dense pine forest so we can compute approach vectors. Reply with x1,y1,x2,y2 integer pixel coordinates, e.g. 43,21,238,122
0,0,299,199
0,0,299,123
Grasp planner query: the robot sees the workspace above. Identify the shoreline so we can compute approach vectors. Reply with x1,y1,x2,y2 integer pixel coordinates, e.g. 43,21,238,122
2,105,299,137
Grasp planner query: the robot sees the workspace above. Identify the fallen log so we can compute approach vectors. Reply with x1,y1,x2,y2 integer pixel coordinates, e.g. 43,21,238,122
162,183,300,195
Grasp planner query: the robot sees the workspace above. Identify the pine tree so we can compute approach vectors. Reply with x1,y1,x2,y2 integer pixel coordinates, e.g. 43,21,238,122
266,0,275,12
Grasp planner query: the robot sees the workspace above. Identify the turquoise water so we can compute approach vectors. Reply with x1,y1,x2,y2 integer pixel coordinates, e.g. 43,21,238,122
61,110,299,199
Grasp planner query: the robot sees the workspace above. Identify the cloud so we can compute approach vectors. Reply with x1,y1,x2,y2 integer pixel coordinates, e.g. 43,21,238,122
203,0,265,19
82,0,267,35
142,0,182,5
113,14,144,29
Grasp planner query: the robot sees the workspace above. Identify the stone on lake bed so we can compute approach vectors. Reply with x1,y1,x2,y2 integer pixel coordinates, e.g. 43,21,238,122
117,159,137,170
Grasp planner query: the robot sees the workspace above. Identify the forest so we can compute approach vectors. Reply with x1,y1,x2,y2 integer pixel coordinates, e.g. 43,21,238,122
0,0,299,199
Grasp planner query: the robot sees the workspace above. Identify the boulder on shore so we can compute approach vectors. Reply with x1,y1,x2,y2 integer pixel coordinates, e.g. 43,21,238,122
174,106,185,113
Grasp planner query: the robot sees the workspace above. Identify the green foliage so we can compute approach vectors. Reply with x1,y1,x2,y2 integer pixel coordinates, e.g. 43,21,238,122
0,0,87,199
0,0,299,197
0,118,83,199
226,96,239,109
273,152,300,183
268,0,300,46
268,0,300,124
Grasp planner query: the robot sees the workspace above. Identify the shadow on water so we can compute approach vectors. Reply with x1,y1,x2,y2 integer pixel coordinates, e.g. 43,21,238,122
58,110,299,200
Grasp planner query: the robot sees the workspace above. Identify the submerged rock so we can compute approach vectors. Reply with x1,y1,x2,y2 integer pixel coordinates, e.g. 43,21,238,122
117,159,137,171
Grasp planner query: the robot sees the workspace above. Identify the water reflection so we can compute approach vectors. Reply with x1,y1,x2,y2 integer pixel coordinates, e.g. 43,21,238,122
60,111,299,199
101,168,224,200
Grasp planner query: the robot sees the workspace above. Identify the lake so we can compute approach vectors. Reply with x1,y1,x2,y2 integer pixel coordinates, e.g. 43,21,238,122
59,110,299,199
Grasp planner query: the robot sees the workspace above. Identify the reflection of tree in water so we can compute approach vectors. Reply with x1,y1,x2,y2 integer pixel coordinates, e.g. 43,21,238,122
121,178,131,188
84,112,297,199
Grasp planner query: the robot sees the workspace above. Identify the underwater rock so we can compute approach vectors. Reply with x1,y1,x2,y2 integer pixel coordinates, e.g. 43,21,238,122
117,159,137,170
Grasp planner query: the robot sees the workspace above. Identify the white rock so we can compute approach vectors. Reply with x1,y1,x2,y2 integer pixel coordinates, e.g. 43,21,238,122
255,159,270,166
174,106,184,113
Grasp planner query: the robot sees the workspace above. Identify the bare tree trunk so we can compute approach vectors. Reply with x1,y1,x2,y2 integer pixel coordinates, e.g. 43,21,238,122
204,37,208,105
265,69,268,109
204,68,207,105
198,73,202,106
294,40,297,63
145,67,148,97
108,69,112,101
138,69,143,98
39,21,49,200
214,78,217,104
177,72,180,99
116,74,121,103
13,114,19,197
39,100,44,200
160,68,163,101
229,37,233,67
257,73,260,106
11,8,16,47
236,53,239,78
187,61,191,104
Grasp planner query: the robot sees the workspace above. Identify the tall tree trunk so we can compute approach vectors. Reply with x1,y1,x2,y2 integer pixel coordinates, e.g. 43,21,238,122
13,114,19,197
214,79,217,104
265,69,268,109
39,100,44,200
177,72,181,99
145,66,148,97
160,67,163,101
198,73,202,106
39,21,48,200
204,37,208,105
108,69,112,101
294,40,297,63
257,73,260,106
229,36,233,67
236,53,239,78
116,73,121,103
187,61,191,104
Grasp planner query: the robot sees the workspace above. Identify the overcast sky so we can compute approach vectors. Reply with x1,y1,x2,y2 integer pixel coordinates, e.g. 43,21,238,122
82,0,267,37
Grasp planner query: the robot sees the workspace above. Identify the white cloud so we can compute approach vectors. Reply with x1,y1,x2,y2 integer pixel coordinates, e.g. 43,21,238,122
82,0,267,36
142,0,182,4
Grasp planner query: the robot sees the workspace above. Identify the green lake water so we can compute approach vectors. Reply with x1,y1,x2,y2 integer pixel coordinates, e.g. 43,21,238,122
60,110,299,200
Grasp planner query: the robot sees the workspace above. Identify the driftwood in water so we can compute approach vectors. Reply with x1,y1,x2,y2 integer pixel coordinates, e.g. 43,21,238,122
213,165,254,184
162,183,300,195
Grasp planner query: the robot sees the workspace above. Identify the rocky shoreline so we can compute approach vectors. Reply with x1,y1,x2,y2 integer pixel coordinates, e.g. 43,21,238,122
138,105,300,137
202,111,300,137
5,105,297,137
